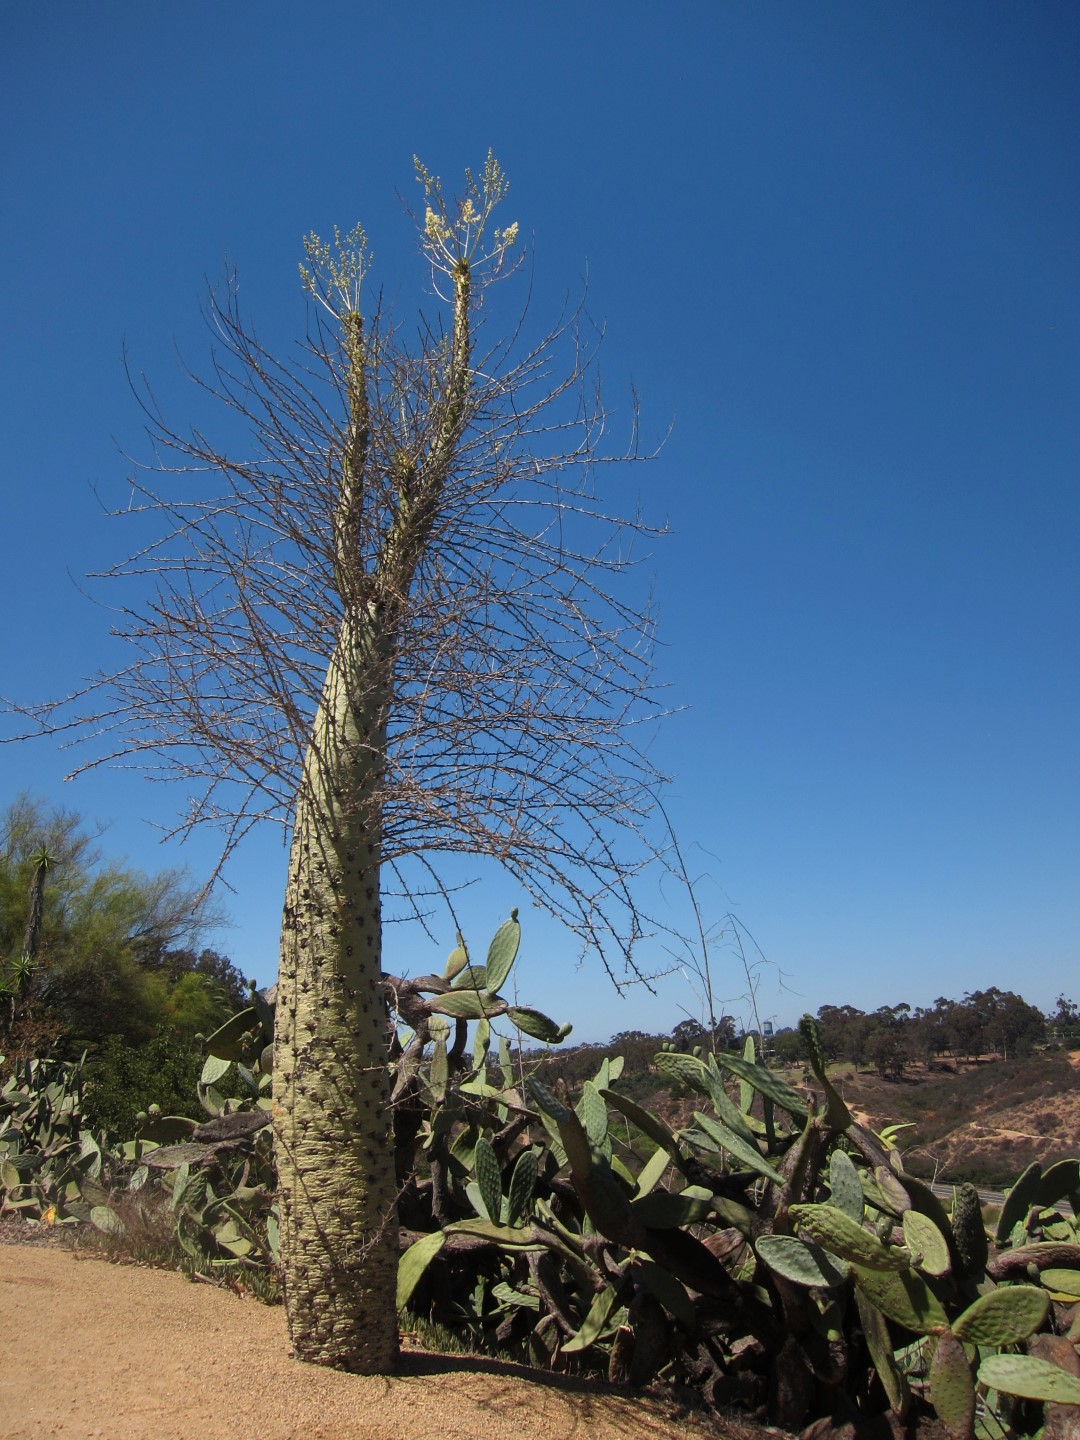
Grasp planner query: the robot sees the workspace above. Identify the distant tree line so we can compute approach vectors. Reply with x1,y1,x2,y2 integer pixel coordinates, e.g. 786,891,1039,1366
4,796,1072,1110
537,989,1073,1091
768,990,1059,1077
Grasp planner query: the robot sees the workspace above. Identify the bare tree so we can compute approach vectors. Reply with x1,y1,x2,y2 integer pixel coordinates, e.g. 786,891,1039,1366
7,155,671,1371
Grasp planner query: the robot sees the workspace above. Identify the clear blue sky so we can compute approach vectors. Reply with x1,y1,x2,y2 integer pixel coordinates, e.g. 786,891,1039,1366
2,2,1077,1042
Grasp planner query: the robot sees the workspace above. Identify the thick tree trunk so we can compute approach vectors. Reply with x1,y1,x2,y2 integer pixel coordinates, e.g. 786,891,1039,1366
272,619,399,1373
272,242,471,1373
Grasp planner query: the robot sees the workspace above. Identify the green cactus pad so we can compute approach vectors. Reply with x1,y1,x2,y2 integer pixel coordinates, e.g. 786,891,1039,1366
136,1114,197,1145
474,1135,503,1224
483,912,521,993
601,1088,680,1159
1036,1160,1080,1209
829,1148,865,1222
506,1006,571,1043
714,1052,810,1121
637,1259,697,1328
654,1050,711,1092
995,1160,1043,1246
1040,1268,1080,1300
798,1015,852,1130
902,1208,952,1277
701,1059,760,1146
929,1330,975,1440
491,1281,540,1311
852,1264,948,1333
428,988,499,1020
449,964,489,991
506,1147,539,1226
690,1111,783,1183
634,1144,674,1198
898,1172,954,1242
203,1006,261,1061
866,1165,912,1217
200,1054,233,1087
212,1218,254,1258
471,1018,491,1072
855,1288,909,1415
248,983,274,1036
525,1074,573,1124
584,1156,636,1240
525,1076,590,1175
977,1354,1080,1405
953,1284,1049,1345
738,1034,756,1112
562,1283,618,1354
790,1202,910,1271
631,1184,713,1230
429,1032,448,1096
116,1138,162,1162
579,1081,609,1150
397,1230,446,1310
756,1233,849,1288
90,1204,124,1235
443,939,469,980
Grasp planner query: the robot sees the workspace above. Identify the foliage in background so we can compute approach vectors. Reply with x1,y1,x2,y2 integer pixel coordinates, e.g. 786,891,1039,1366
771,989,1052,1078
6,918,1080,1439
0,796,242,1063
80,1030,204,1137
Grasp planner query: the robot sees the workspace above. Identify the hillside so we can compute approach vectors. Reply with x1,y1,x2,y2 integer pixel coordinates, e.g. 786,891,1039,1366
535,1039,1080,1188
825,1048,1080,1186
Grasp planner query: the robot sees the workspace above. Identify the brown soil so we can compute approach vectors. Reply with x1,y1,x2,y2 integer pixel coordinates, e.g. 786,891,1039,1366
806,1054,1080,1183
0,1239,738,1440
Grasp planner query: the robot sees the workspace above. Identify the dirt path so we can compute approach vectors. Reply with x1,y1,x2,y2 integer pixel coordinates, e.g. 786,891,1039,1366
0,1244,722,1440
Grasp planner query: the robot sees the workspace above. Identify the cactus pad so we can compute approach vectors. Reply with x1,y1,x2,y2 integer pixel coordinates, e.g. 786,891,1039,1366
952,1284,1049,1345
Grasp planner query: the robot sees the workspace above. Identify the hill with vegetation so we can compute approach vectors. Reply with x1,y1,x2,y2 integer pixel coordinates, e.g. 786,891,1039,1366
535,1027,1080,1189
6,891,1080,1436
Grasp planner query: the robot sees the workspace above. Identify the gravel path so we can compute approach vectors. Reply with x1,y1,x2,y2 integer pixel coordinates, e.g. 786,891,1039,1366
0,1239,728,1440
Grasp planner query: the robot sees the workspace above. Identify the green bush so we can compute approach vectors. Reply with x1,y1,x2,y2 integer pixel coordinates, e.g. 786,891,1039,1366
81,1030,203,1137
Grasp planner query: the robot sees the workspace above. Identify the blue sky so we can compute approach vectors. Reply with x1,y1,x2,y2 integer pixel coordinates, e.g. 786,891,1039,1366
2,3,1077,1042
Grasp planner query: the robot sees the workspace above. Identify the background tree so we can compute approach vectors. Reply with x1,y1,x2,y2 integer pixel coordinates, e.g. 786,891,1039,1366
8,158,670,1372
965,987,1045,1059
768,1026,804,1066
1050,995,1080,1045
672,1017,709,1051
814,1003,873,1070
0,795,230,1060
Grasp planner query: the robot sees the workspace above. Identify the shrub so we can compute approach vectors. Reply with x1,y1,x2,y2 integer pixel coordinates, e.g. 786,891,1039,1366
81,1030,203,1137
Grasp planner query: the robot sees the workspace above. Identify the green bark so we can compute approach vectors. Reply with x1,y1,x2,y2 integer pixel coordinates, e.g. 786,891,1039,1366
273,243,471,1372
274,620,399,1371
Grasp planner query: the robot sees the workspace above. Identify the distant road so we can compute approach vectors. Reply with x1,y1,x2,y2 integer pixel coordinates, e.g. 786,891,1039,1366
928,1181,1005,1208
926,1180,1073,1217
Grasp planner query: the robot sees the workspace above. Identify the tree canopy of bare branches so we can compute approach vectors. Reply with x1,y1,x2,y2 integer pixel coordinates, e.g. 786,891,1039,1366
7,155,673,1370
13,155,669,980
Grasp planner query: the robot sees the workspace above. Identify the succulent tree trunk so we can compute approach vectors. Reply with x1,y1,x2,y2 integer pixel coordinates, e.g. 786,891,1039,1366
273,242,471,1372
273,618,399,1370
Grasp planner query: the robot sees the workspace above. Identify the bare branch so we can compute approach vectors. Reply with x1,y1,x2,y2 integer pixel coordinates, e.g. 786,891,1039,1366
4,170,674,982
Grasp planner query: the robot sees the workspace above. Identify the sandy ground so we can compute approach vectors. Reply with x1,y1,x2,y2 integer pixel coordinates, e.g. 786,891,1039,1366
0,1242,723,1440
